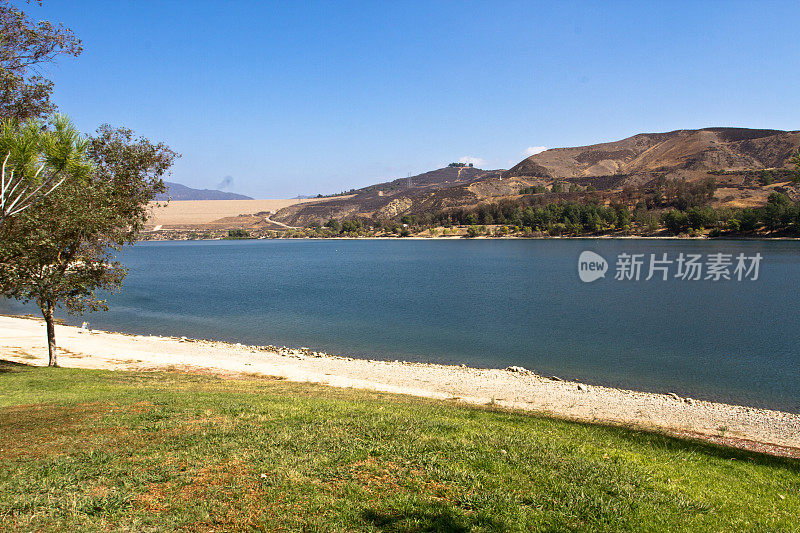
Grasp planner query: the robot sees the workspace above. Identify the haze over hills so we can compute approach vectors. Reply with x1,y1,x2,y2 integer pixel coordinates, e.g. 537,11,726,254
155,182,253,201
271,127,800,226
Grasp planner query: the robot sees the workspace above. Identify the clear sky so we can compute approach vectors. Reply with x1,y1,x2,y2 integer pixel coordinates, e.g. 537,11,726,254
24,0,800,198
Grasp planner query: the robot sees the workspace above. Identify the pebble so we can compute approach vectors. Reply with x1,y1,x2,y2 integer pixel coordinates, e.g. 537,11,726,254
577,384,588,392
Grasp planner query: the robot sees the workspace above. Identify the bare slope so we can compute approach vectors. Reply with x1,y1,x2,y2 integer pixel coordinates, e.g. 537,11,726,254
273,167,508,226
505,128,800,183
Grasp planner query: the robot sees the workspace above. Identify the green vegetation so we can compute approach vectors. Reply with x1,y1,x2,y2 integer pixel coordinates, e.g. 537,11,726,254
0,3,178,366
519,185,547,195
0,2,82,121
348,176,800,238
0,121,176,366
225,228,251,239
791,149,800,184
0,363,797,531
314,188,357,198
707,167,799,185
0,116,91,225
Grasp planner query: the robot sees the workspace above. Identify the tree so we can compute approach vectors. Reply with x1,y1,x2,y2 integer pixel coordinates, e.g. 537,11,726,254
340,219,362,234
661,210,689,235
791,149,800,185
0,123,177,366
0,115,86,226
0,0,82,120
760,192,797,232
227,229,250,239
738,208,760,232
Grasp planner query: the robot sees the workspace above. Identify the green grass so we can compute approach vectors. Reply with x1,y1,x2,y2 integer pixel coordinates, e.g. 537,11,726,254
0,361,798,532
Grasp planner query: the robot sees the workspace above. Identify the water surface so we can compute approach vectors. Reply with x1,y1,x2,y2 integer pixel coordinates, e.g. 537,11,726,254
2,239,798,412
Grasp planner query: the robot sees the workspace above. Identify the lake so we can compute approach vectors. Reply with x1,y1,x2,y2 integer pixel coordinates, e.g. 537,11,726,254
2,238,799,412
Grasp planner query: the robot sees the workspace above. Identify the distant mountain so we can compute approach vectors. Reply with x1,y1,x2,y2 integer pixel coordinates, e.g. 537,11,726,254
155,182,253,201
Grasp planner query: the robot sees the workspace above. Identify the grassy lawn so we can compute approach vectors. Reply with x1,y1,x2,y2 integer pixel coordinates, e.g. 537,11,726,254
0,361,798,532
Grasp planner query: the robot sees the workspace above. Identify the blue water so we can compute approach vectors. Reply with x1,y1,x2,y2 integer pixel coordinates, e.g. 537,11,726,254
2,239,799,412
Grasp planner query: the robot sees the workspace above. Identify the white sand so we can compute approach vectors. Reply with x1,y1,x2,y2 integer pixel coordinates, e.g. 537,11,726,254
2,315,798,454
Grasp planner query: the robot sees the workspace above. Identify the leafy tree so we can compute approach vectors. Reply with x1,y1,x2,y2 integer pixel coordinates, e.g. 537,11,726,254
760,192,797,231
227,229,250,239
0,123,177,366
791,149,800,184
340,219,362,234
738,208,760,232
519,185,546,195
686,206,717,230
400,214,416,226
0,0,82,120
661,210,689,235
0,115,87,227
613,204,631,227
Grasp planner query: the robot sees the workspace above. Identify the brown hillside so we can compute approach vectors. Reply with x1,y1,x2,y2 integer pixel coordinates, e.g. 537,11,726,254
272,167,510,226
194,128,800,230
505,128,800,184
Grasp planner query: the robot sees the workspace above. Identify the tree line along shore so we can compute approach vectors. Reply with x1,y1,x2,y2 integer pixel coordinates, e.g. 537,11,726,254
143,171,800,241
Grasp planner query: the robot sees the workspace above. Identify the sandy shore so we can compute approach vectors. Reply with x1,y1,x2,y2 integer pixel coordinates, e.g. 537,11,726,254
2,315,798,456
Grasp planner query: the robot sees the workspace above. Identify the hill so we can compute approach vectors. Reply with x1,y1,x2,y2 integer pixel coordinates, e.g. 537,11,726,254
505,127,800,185
270,127,800,227
154,182,253,201
272,166,509,226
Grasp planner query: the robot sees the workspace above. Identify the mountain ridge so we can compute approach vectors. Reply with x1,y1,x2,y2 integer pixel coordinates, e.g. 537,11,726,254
270,127,799,226
505,127,800,184
155,182,253,201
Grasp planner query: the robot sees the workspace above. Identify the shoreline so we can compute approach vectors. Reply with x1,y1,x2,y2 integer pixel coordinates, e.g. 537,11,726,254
139,234,800,242
1,314,799,457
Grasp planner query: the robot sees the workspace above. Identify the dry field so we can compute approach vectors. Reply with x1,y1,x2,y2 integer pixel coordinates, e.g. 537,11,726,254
145,198,326,229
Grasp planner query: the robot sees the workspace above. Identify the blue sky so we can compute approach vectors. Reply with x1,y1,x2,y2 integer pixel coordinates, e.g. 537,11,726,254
25,0,800,198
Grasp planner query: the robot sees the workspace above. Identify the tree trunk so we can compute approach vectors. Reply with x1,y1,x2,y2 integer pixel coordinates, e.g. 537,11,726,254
41,301,57,367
